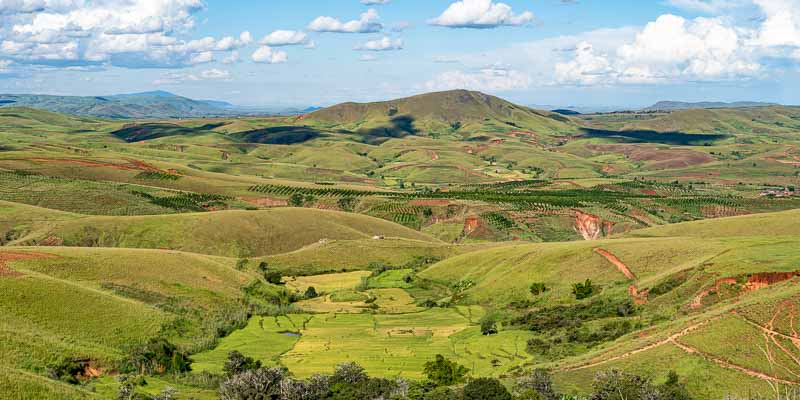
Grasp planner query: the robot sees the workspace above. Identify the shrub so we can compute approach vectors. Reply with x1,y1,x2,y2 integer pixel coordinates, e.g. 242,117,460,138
223,351,262,377
330,362,368,386
218,368,285,400
279,375,330,400
462,378,512,400
423,354,469,386
480,318,498,336
46,358,84,384
590,369,659,400
304,286,319,299
515,369,559,400
572,279,595,300
289,193,305,207
123,338,191,375
529,283,548,296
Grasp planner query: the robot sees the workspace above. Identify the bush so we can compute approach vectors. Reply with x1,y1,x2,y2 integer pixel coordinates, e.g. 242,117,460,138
123,338,191,375
46,358,84,384
423,354,469,386
572,279,595,300
330,362,368,385
529,283,548,296
219,368,285,400
515,369,559,400
462,378,512,400
279,375,330,400
590,369,659,400
304,286,319,299
480,318,498,336
223,351,262,377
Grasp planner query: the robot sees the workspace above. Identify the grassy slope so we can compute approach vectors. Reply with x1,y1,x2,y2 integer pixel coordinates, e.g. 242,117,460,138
22,208,439,257
0,247,254,374
625,208,800,238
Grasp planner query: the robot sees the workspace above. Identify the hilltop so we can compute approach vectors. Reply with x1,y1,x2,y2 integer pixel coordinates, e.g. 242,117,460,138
303,89,578,140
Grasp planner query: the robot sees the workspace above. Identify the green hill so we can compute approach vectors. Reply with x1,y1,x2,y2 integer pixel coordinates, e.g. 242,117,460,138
303,90,578,139
17,208,439,257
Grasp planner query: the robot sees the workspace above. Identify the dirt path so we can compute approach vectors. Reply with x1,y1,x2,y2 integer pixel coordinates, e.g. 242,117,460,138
562,318,717,371
593,248,637,280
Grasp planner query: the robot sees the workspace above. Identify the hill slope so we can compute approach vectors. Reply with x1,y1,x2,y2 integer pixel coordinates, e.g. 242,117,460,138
303,90,578,139
643,100,778,111
16,208,439,257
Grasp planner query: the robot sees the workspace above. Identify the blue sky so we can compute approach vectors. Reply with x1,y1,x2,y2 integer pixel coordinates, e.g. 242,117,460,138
0,0,798,109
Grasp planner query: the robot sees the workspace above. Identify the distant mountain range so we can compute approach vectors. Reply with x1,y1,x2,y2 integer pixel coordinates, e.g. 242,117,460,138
643,100,778,111
0,91,241,119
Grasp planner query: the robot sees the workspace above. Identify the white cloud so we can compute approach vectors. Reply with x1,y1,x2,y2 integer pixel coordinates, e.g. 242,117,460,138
356,36,403,51
0,1,260,68
251,45,288,64
429,0,534,29
201,68,230,79
554,42,612,85
425,66,532,91
753,0,800,47
188,51,213,64
361,0,390,4
0,59,13,73
260,30,309,46
308,9,382,33
359,54,378,61
555,14,761,85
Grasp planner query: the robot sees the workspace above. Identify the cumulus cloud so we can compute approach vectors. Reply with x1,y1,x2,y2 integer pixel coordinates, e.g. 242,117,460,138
429,0,534,29
555,14,761,85
308,9,382,33
355,36,403,51
753,0,800,47
0,0,259,68
251,46,288,64
260,30,309,46
425,65,531,91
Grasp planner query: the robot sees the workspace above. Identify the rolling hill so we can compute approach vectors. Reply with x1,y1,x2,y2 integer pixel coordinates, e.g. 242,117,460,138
302,89,579,140
643,100,778,111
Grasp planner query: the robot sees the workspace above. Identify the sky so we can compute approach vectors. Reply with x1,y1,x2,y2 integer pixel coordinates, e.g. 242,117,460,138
0,0,799,109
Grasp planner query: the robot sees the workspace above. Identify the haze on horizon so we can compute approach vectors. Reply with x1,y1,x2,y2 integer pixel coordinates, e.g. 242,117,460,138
0,0,798,109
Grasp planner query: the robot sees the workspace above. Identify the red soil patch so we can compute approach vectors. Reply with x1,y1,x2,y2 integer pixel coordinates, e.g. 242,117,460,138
587,144,714,169
24,157,165,173
593,248,637,280
690,272,799,309
0,251,56,278
463,217,480,234
602,165,617,174
340,176,378,184
409,199,451,206
427,150,439,161
574,211,605,240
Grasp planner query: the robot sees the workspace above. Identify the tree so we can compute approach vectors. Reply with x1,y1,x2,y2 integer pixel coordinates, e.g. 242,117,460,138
572,279,595,300
330,362,368,385
219,368,285,400
423,354,469,386
529,283,548,296
462,378,512,400
515,369,559,400
589,369,660,400
480,318,498,336
223,351,262,377
658,371,690,400
304,286,319,299
257,262,282,285
289,193,305,207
